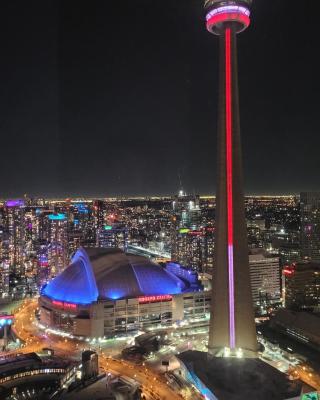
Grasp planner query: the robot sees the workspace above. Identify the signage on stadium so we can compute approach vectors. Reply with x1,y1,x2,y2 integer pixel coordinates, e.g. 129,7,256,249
52,300,77,310
138,295,173,303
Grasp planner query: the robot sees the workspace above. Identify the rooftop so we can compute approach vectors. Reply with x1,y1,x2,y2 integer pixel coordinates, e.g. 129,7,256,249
178,351,301,400
270,309,320,340
42,247,196,304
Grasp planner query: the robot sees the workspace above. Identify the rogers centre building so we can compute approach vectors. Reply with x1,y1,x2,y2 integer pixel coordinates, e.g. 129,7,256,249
39,248,210,338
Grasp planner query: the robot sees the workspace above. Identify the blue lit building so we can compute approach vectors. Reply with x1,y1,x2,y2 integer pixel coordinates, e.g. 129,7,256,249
39,247,210,338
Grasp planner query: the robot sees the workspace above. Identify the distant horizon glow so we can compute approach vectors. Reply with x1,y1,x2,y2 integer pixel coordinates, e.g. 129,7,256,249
5,199,25,208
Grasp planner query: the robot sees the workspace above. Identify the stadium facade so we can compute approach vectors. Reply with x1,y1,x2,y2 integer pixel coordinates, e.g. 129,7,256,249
39,248,210,338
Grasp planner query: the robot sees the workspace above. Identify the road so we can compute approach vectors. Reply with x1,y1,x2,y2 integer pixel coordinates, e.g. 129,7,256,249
258,334,320,391
8,299,201,400
99,355,185,400
290,364,320,391
12,299,320,394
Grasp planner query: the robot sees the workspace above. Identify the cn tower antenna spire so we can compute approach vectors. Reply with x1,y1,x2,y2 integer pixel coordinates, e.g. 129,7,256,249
205,0,258,356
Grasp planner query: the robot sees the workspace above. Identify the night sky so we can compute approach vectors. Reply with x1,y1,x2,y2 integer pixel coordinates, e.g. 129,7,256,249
0,1,318,198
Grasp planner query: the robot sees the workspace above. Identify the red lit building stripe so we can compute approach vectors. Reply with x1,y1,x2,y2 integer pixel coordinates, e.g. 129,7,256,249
225,28,235,349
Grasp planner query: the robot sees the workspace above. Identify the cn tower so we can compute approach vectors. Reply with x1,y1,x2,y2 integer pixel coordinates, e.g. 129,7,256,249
205,0,258,355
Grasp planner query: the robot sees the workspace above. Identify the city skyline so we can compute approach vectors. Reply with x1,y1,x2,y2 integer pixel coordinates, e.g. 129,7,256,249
0,0,319,197
1,2,320,399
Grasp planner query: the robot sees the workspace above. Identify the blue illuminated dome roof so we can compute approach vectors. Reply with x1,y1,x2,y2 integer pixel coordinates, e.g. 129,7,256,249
42,247,187,304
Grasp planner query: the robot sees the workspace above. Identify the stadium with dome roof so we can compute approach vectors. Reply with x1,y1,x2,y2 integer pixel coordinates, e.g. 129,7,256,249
39,248,210,338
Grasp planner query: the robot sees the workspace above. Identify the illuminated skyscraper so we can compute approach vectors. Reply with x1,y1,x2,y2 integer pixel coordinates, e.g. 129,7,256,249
171,193,214,272
300,192,320,262
4,200,25,278
205,0,258,355
47,213,68,278
172,228,214,273
93,200,105,231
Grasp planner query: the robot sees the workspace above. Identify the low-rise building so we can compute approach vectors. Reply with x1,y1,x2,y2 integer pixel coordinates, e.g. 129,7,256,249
269,309,320,350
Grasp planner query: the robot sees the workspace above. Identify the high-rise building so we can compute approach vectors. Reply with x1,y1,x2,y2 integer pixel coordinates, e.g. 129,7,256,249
0,260,10,299
205,0,258,355
249,250,280,312
47,213,68,278
68,203,95,253
300,192,320,262
97,223,128,251
272,229,301,268
172,228,214,273
72,203,95,246
172,192,201,231
171,192,214,272
282,262,320,310
36,243,50,288
93,200,105,231
0,226,10,299
4,200,25,279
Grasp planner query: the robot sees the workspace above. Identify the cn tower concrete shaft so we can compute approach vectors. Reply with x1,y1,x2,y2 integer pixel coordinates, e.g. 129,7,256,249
208,26,258,355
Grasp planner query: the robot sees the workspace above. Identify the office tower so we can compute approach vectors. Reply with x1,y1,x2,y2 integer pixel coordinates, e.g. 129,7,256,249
205,0,258,354
300,192,320,262
249,250,280,312
282,262,320,310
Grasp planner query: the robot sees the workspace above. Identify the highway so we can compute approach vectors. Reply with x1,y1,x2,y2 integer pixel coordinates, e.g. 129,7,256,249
289,364,320,391
99,355,186,400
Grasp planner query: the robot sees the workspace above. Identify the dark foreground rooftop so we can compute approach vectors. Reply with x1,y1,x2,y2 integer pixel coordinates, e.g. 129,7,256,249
178,351,302,400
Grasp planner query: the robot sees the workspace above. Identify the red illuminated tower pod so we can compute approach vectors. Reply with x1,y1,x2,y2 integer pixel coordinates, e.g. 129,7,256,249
205,0,258,356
